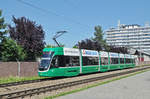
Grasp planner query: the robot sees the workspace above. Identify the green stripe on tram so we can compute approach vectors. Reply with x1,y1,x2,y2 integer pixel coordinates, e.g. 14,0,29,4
38,47,136,77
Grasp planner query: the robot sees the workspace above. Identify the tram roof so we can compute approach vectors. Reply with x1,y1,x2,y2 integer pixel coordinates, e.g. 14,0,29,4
43,47,63,52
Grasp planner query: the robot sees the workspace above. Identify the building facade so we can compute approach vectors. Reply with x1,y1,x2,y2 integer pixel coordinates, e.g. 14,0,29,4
106,22,150,54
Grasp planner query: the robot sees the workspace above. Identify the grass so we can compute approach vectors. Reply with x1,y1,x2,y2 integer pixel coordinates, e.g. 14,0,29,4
0,65,149,85
0,76,47,84
45,68,150,99
137,64,150,67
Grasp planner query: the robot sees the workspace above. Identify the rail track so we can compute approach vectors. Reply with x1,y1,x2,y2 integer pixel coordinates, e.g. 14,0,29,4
0,66,144,88
0,77,67,88
0,66,150,99
0,78,52,88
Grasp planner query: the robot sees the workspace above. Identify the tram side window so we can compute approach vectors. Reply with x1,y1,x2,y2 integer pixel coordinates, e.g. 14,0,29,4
120,58,125,64
82,57,98,66
51,55,80,67
101,57,108,65
50,55,65,68
130,59,132,63
65,56,80,67
126,58,132,64
129,59,132,63
133,59,135,63
110,58,119,64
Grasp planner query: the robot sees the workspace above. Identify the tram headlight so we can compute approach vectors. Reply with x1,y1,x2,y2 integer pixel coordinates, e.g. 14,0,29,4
44,66,48,69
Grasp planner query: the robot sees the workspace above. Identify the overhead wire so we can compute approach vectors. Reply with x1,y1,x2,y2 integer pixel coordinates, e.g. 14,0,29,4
63,0,78,9
16,0,91,29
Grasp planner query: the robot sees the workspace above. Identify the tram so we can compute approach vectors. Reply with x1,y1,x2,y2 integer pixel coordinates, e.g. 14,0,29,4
38,47,136,77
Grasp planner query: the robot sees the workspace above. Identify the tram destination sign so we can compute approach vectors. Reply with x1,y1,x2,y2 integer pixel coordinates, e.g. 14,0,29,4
125,54,131,58
109,52,119,58
64,48,80,56
82,49,99,57
119,53,124,58
100,51,108,57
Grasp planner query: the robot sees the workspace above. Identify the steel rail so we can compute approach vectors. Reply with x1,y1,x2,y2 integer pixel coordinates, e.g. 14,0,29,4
0,66,142,88
0,66,150,99
0,78,52,88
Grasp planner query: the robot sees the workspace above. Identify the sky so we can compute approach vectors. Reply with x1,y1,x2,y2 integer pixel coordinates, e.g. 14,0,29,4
1,0,150,47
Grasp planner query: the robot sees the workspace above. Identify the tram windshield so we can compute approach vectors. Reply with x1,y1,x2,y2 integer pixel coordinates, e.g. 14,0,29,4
39,59,51,71
42,51,54,58
40,59,50,69
39,51,54,71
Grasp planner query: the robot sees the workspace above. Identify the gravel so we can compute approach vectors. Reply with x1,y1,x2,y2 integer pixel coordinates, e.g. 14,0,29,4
0,66,148,99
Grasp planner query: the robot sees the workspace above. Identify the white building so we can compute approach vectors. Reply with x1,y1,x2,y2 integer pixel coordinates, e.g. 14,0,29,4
106,22,150,54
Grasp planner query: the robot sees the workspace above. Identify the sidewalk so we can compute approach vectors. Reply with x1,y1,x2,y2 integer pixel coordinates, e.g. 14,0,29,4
55,70,150,99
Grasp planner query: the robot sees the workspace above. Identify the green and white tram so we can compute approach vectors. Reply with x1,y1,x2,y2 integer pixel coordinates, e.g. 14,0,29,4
38,47,136,77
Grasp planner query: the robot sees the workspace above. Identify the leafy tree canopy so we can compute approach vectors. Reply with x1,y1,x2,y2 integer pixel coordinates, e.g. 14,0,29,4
0,9,8,42
46,42,65,48
92,25,109,50
92,26,104,42
1,38,26,61
0,9,8,60
74,26,106,51
45,45,56,48
75,39,102,51
9,16,45,61
108,45,129,54
74,25,129,54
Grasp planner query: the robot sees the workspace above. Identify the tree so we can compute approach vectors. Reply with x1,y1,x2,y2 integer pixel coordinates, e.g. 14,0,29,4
74,25,129,53
92,25,108,50
75,39,102,51
1,38,26,61
73,44,78,48
9,16,45,61
0,10,26,62
74,26,107,51
135,50,139,55
92,26,103,42
108,45,129,54
0,9,8,42
45,45,56,48
0,9,8,60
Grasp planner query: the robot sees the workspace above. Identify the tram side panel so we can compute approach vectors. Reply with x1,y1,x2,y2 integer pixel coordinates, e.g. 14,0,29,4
38,47,136,77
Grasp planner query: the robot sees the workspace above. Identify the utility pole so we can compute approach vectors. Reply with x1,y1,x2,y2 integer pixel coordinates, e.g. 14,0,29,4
139,32,142,62
138,31,142,63
52,31,67,47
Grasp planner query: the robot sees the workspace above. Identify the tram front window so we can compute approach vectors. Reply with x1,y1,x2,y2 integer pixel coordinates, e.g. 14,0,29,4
39,59,50,71
39,51,54,71
42,51,54,58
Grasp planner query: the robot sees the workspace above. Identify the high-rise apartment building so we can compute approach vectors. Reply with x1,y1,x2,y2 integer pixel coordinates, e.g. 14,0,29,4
106,22,150,54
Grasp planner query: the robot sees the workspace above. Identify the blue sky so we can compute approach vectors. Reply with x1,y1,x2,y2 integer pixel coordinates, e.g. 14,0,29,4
1,0,150,47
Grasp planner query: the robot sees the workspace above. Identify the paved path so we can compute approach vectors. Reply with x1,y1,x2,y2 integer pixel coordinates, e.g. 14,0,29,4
55,70,150,99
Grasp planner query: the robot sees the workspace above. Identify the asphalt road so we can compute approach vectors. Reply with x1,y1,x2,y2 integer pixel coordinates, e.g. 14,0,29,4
55,70,150,99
